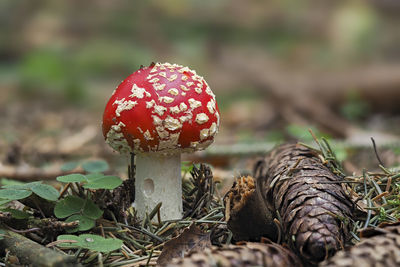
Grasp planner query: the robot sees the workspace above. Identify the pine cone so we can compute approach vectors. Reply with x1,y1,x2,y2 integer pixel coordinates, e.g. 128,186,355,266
166,239,302,267
320,222,400,267
254,144,353,264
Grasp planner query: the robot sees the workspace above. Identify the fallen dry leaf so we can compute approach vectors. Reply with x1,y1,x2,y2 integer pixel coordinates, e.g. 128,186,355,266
157,223,211,266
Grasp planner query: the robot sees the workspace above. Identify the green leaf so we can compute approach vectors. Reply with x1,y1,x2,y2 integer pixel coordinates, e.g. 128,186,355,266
0,199,12,206
57,234,123,252
2,181,41,190
0,189,32,200
85,173,104,182
83,176,122,190
57,174,87,183
31,183,59,201
54,196,85,218
0,178,25,187
60,161,79,172
82,160,109,173
65,214,95,233
82,199,103,220
1,208,31,219
80,234,123,252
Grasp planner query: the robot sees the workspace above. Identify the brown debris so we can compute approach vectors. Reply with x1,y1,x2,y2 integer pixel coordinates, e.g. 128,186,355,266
95,177,136,223
224,176,277,241
321,222,400,267
253,143,354,264
165,239,302,267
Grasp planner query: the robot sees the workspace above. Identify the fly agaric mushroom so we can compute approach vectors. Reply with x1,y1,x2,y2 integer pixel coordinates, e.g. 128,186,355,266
102,62,220,220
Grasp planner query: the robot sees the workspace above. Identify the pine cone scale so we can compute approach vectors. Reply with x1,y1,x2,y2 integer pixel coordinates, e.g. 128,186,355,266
321,222,400,267
166,241,303,267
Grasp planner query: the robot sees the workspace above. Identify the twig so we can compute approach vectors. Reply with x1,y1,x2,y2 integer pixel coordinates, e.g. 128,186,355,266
0,229,80,266
58,183,71,199
371,137,385,167
4,225,41,234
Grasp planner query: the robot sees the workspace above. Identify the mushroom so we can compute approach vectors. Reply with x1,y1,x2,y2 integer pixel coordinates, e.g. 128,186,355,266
102,62,220,220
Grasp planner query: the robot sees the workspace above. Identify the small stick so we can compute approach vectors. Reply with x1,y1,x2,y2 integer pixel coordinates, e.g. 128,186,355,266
121,248,130,259
156,223,176,236
157,206,162,226
363,169,368,198
58,183,71,199
145,248,154,266
46,239,78,248
145,213,154,233
148,203,162,221
363,199,373,229
100,224,105,238
98,253,104,267
385,177,392,193
4,225,40,234
371,137,385,167
372,191,389,202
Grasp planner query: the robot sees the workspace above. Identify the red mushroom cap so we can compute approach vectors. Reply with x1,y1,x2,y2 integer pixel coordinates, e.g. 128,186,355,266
102,63,220,154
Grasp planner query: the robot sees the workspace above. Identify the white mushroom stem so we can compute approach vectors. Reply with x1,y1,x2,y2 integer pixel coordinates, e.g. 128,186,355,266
134,153,182,220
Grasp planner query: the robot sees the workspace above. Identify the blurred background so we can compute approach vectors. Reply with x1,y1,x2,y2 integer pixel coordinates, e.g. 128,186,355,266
1,0,400,182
